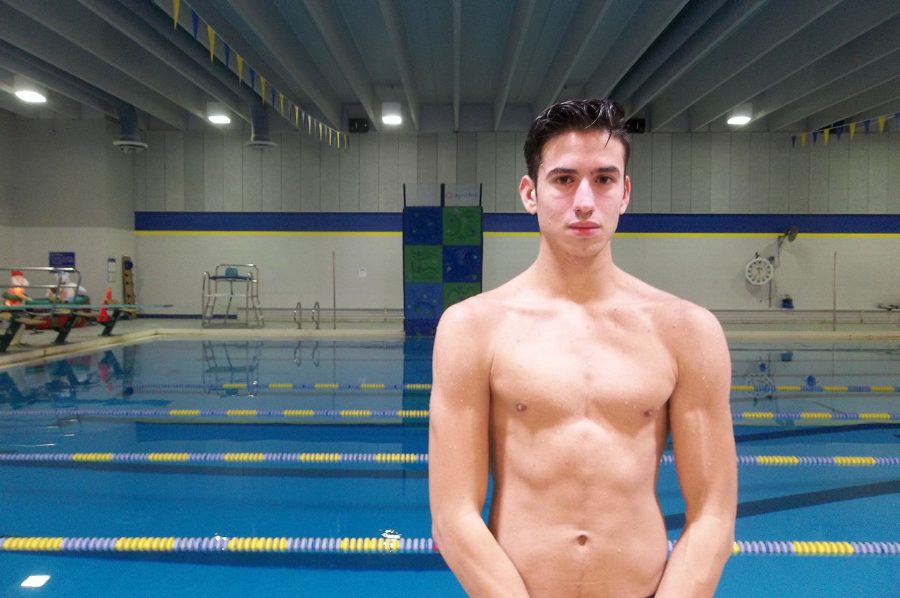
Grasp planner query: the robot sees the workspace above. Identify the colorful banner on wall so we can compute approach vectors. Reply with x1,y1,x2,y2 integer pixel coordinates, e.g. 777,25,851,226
166,0,347,149
792,112,899,148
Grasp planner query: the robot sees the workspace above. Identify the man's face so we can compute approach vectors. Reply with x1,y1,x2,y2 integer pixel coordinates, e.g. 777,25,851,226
519,129,631,258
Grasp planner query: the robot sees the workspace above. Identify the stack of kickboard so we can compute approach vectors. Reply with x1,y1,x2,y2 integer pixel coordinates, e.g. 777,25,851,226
402,206,482,336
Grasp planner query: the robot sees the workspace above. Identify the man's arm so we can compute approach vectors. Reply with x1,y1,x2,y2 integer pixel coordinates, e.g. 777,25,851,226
656,306,737,598
428,301,530,597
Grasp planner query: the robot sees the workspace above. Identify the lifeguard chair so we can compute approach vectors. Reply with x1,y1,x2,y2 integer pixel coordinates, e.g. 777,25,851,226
201,264,264,327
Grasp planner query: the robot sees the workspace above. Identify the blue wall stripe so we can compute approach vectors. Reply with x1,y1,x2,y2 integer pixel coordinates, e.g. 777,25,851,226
135,212,900,235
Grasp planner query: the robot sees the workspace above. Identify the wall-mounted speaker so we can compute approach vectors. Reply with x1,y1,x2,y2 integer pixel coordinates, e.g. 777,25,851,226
349,118,369,133
625,118,646,134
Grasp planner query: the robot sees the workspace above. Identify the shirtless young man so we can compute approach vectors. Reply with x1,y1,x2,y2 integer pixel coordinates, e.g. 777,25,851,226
428,99,737,598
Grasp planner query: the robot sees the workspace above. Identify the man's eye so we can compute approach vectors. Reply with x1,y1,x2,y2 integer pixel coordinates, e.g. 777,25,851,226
554,176,572,184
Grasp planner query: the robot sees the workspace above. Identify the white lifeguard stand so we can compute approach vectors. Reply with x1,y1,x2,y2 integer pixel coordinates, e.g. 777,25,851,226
201,264,264,327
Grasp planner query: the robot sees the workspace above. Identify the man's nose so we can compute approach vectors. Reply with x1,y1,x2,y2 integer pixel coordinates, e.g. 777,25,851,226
573,179,594,214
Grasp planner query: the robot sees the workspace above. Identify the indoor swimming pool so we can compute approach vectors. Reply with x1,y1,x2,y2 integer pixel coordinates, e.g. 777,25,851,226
0,338,897,597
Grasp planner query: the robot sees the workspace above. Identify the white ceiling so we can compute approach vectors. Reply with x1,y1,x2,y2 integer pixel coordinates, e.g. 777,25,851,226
0,0,898,135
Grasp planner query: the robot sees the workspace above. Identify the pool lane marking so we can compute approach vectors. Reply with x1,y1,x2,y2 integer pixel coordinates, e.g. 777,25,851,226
0,453,897,467
2,409,898,423
1,536,898,556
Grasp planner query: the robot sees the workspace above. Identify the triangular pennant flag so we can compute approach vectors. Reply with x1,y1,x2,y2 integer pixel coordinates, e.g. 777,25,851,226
259,76,266,103
278,93,284,115
878,115,886,133
172,0,180,29
849,122,856,140
236,55,244,85
224,43,231,68
294,105,299,126
823,128,830,145
318,122,323,140
191,10,199,39
207,25,216,62
270,88,276,107
863,119,870,134
894,112,900,129
249,68,256,92
834,125,842,141
791,135,796,148
800,132,807,147
812,131,819,144
307,115,312,134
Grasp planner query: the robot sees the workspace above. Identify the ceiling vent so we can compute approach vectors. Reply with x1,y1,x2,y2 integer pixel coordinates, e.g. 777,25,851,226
246,102,276,150
112,104,147,153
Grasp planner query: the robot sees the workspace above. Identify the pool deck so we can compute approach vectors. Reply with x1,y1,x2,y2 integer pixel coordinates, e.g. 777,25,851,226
1,315,899,368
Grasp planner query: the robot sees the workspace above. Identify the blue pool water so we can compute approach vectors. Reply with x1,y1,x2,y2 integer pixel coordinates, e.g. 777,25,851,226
0,338,897,597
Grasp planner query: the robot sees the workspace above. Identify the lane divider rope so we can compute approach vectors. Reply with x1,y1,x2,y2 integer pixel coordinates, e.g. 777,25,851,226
1,409,898,423
0,536,897,556
129,383,899,394
0,452,896,467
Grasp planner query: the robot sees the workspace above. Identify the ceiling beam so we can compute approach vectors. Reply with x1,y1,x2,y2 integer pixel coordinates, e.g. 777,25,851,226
6,0,208,121
0,3,188,128
585,0,689,99
219,0,341,127
302,0,377,129
0,67,83,119
647,0,841,129
613,0,729,111
0,40,118,117
452,0,461,131
752,16,900,127
625,0,766,118
77,0,250,123
769,61,900,131
805,76,900,132
688,0,900,130
491,0,535,131
532,0,615,114
378,0,421,131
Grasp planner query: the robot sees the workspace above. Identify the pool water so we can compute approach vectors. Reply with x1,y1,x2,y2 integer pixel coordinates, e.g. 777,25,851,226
0,338,897,597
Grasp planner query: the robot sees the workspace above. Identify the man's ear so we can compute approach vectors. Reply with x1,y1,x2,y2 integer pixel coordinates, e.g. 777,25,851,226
620,175,631,215
519,176,537,214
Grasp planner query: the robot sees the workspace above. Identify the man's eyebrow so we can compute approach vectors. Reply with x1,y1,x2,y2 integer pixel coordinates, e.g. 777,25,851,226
544,165,622,176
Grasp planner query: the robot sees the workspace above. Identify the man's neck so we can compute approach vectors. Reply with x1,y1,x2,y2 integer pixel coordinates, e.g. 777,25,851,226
530,245,620,304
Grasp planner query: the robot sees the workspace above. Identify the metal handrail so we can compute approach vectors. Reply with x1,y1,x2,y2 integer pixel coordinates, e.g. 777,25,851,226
311,301,320,330
293,302,302,329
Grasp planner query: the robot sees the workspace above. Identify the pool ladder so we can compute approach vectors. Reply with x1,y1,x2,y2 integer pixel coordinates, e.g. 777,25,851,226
293,301,321,330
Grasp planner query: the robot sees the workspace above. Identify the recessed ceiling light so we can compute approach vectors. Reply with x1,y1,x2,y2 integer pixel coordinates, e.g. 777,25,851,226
207,114,231,125
727,115,751,126
15,90,47,104
381,102,402,125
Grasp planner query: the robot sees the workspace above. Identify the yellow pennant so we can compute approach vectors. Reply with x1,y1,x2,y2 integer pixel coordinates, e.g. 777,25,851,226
294,105,299,126
172,0,180,29
878,115,886,133
307,115,312,135
318,122,323,140
260,77,267,104
823,128,830,145
207,25,215,62
800,132,807,147
236,55,244,85
849,122,856,140
278,93,284,115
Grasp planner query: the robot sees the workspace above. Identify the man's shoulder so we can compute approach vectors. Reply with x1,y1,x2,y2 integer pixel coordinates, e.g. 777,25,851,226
623,276,723,339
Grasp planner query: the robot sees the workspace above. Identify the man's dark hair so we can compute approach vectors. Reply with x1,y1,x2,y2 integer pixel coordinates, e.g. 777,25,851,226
523,98,630,181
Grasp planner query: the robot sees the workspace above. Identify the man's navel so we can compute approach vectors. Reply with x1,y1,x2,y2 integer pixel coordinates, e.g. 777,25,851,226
515,402,527,413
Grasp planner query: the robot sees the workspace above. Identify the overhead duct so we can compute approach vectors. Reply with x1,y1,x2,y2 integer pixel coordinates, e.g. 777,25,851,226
112,103,148,153
246,102,276,150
